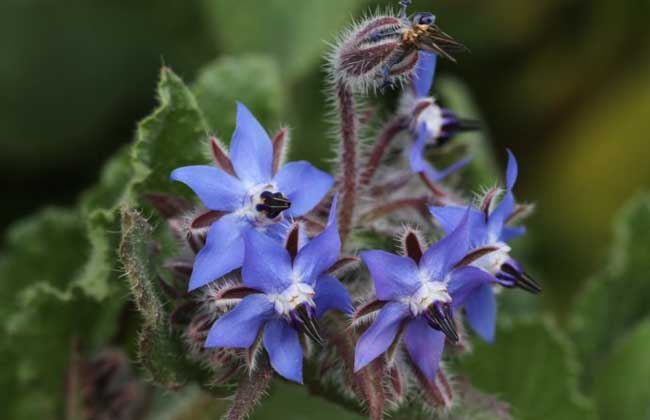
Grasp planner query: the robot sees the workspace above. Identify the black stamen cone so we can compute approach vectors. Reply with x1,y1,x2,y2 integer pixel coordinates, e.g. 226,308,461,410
259,191,291,219
501,263,542,294
293,305,324,345
425,304,459,343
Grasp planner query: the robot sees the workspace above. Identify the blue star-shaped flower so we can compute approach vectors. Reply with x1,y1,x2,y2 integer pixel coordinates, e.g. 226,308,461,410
429,150,540,343
204,198,352,383
407,52,477,181
171,103,334,291
354,208,493,382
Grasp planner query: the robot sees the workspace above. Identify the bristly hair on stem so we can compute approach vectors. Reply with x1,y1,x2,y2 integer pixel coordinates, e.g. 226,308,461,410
360,116,406,187
334,79,360,244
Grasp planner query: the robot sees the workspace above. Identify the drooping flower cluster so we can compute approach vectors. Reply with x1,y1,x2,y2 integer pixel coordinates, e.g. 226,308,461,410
406,51,478,182
149,0,540,415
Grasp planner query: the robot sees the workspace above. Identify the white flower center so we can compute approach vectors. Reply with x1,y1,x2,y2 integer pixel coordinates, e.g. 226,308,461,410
473,242,511,275
268,283,315,316
403,280,451,316
414,99,444,141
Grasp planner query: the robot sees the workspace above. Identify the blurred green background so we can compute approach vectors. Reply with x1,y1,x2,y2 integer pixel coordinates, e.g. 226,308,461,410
1,0,649,418
3,0,649,315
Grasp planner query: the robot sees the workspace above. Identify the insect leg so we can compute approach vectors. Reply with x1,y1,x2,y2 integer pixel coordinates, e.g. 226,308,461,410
398,0,412,19
379,48,410,89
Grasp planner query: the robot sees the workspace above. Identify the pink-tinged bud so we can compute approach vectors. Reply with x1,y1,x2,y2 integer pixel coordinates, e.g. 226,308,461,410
330,11,465,92
332,15,416,92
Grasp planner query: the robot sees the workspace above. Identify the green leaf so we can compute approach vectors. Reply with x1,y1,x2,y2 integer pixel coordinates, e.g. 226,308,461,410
593,318,650,420
570,193,650,387
192,55,284,141
203,0,364,79
74,146,134,300
459,319,595,420
436,76,500,189
129,67,212,205
119,207,192,388
0,208,123,418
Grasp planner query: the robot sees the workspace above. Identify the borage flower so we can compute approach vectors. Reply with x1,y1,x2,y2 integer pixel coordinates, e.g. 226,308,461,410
405,52,478,181
171,103,333,291
354,208,493,381
204,198,352,383
429,150,540,342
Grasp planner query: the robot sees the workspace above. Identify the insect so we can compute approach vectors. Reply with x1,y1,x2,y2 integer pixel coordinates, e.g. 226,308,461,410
335,0,466,90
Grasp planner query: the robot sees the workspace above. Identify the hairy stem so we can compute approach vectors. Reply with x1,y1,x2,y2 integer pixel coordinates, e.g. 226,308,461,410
225,358,273,420
329,314,385,419
335,80,358,244
360,116,406,187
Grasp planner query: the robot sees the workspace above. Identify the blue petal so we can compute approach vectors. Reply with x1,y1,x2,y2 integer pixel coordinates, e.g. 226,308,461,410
242,230,292,294
421,205,472,279
188,213,249,291
448,266,495,307
429,205,467,234
354,303,409,372
263,220,291,242
205,294,273,348
408,125,430,173
501,225,526,242
274,161,333,217
486,150,519,239
505,148,518,191
413,52,437,97
229,102,273,186
263,318,303,383
409,125,472,182
360,251,420,301
465,283,496,343
170,165,246,212
293,198,340,284
403,318,445,381
487,191,515,241
429,205,488,248
314,275,353,318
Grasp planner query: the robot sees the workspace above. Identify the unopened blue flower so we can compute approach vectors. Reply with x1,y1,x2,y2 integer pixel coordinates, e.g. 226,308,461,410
204,198,352,383
429,150,540,343
354,208,493,381
406,52,477,181
171,103,334,291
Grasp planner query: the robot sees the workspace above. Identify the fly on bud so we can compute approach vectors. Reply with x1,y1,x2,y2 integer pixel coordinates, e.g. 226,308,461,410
331,0,466,91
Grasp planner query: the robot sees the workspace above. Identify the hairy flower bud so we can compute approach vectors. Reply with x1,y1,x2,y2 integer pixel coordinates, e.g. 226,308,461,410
329,8,465,92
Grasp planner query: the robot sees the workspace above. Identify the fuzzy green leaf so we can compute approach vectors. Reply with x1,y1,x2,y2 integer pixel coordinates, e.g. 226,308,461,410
0,208,123,418
75,147,133,300
460,319,595,420
129,67,212,205
119,207,191,388
592,318,650,420
570,193,650,387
